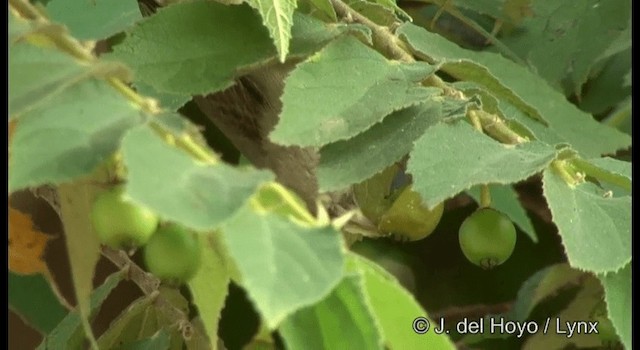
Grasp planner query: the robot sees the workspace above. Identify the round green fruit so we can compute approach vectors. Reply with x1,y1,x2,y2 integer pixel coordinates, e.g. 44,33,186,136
458,208,516,269
144,224,202,284
378,186,444,241
91,185,159,249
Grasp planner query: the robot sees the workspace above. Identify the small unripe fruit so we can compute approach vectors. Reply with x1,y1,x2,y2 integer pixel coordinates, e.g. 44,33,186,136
458,208,516,269
144,224,202,285
378,186,444,241
91,185,159,249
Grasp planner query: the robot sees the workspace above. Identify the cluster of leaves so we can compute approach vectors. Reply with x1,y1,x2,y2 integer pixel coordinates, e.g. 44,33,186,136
9,0,630,349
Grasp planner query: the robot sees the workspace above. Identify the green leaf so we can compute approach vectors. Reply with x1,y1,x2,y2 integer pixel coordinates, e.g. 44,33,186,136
302,0,337,21
408,121,557,208
97,296,158,348
451,81,537,141
318,98,468,191
345,0,399,26
279,276,383,350
221,205,345,329
598,262,631,350
585,157,631,183
523,275,604,349
542,168,631,273
572,156,631,193
467,184,537,242
187,232,232,350
508,263,585,322
9,13,33,43
56,181,111,349
39,271,125,349
8,43,122,118
398,23,545,126
9,79,144,192
134,82,191,112
250,0,297,62
272,36,439,147
579,49,631,115
46,0,142,40
347,254,456,349
9,273,68,334
497,0,630,96
446,0,509,22
121,125,273,231
109,1,341,95
369,0,411,21
398,23,631,158
116,330,172,350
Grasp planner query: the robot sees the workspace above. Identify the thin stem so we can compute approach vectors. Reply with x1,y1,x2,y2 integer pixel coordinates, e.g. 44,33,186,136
479,184,491,208
468,109,483,131
551,160,579,188
475,110,527,144
330,0,414,62
330,0,461,98
10,0,219,166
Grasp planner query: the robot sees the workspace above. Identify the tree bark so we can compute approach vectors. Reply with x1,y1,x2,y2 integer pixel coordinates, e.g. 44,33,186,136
194,63,320,212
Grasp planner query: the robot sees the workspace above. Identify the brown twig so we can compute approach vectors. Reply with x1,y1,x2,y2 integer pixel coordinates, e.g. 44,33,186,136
100,246,191,327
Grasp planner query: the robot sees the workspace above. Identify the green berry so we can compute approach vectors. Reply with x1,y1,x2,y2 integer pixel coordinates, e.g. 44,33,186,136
458,208,516,269
144,224,202,284
91,185,159,249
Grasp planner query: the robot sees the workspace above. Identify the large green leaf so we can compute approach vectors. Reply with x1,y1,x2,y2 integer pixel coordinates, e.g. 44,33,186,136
221,205,345,329
38,271,125,349
8,43,125,118
347,254,456,349
508,264,585,322
121,126,273,231
318,98,468,191
134,82,191,112
250,0,297,62
57,181,110,349
9,79,144,191
579,49,631,115
408,121,558,208
522,275,605,349
598,263,631,350
271,36,439,147
497,0,630,96
9,273,68,334
109,1,342,95
279,276,382,350
398,24,631,158
46,0,142,40
187,232,232,350
542,168,631,273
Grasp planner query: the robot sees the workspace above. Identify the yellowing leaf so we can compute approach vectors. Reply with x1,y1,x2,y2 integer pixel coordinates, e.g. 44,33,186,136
9,207,51,275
